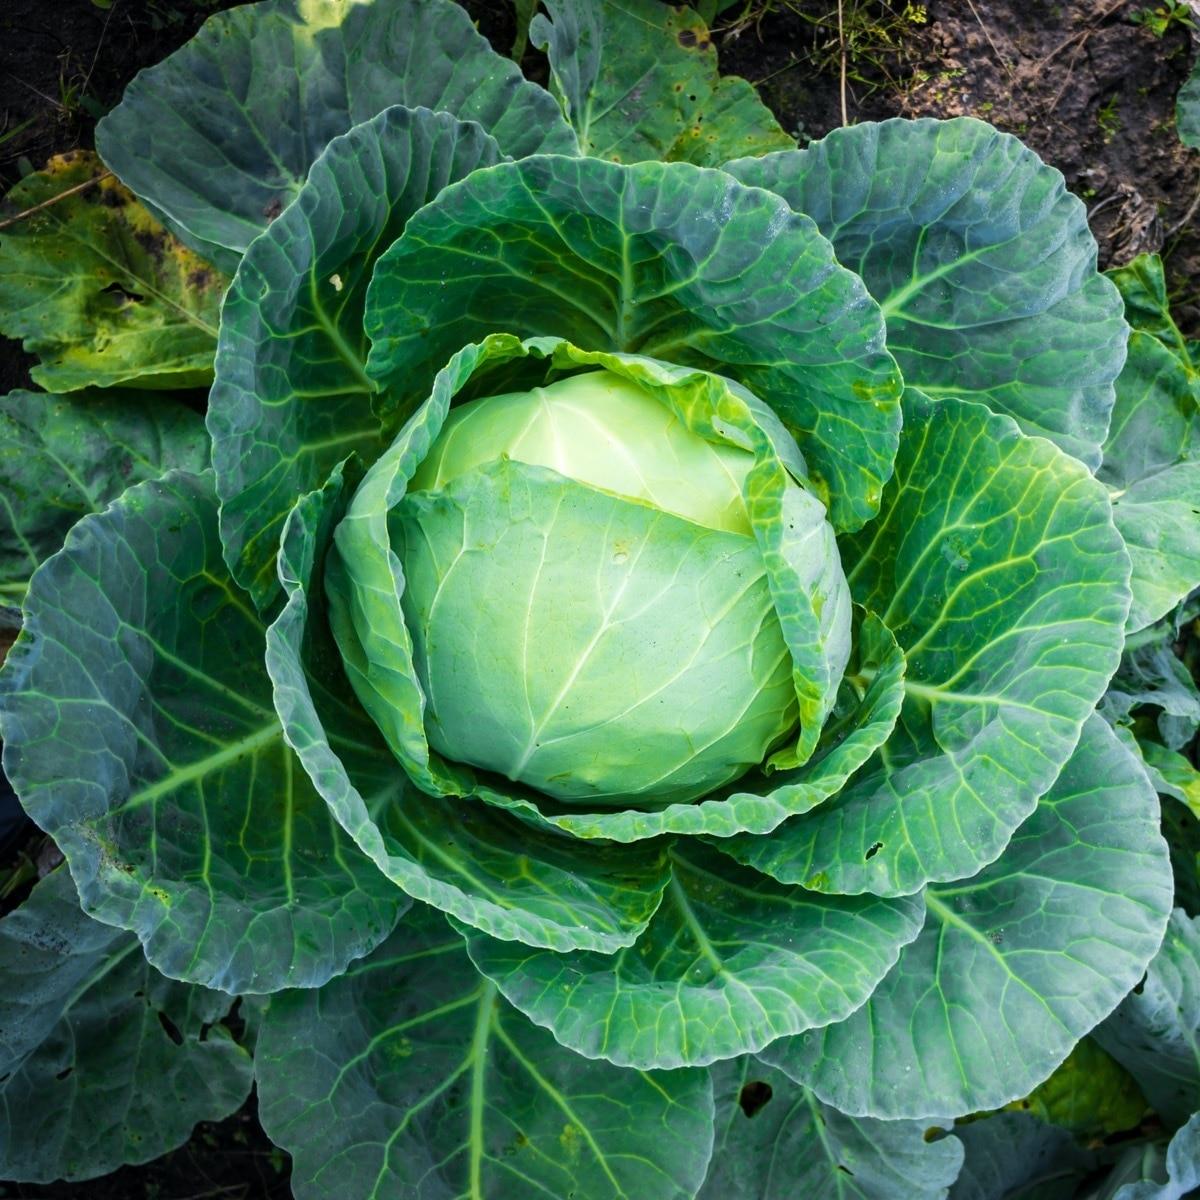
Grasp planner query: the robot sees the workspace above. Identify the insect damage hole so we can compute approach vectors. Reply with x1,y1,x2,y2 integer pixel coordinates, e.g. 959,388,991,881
865,841,884,860
157,1010,184,1046
738,1080,773,1117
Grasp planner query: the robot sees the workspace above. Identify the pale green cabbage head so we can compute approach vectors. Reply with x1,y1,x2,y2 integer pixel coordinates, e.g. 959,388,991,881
396,367,833,806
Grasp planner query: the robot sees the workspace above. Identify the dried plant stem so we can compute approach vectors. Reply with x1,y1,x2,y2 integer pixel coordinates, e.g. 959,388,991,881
837,0,848,126
0,171,112,231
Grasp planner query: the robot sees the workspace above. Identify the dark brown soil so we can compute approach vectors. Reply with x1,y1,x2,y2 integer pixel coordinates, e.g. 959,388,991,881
0,0,1197,1195
716,0,1199,332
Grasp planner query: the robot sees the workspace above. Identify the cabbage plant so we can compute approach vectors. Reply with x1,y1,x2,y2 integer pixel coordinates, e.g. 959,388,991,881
0,0,1195,1196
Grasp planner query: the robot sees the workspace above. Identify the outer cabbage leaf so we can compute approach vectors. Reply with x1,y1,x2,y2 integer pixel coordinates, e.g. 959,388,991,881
1111,1114,1200,1200
463,841,923,1070
728,117,1127,469
256,904,714,1200
0,388,207,604
364,153,902,533
94,0,577,270
0,869,252,1182
698,1057,962,1200
948,1111,1094,1200
0,471,406,994
1093,909,1200,1127
761,715,1172,1119
0,153,226,391
531,0,792,165
267,456,674,953
1102,613,1200,751
1106,255,1200,369
210,105,503,607
1099,331,1200,632
722,393,1130,895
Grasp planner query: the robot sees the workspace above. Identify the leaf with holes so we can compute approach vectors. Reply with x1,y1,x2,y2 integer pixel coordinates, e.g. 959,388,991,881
721,393,1131,896
0,869,252,1182
531,0,792,166
761,716,1172,1118
698,1057,963,1199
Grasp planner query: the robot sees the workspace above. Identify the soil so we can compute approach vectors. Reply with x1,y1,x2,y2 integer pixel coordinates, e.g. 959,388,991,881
0,0,1197,1195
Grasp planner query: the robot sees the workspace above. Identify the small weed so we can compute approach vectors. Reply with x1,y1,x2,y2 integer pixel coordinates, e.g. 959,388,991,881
0,116,35,151
1097,95,1122,143
719,0,929,105
1131,1,1197,37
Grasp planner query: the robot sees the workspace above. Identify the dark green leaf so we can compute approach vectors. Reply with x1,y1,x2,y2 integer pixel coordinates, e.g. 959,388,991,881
210,105,503,607
256,904,714,1200
511,0,538,58
948,1111,1094,1200
1110,1114,1200,1200
729,118,1127,468
95,0,577,270
725,393,1131,895
762,716,1173,1118
0,471,406,993
531,0,793,165
1103,616,1200,750
0,388,207,604
1100,331,1200,632
699,1057,963,1199
1094,909,1200,1128
1107,255,1198,370
464,841,923,1069
0,869,252,1182
1113,1113,1200,1200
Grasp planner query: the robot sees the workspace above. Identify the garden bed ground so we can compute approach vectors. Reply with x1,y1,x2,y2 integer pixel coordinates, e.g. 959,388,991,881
0,1,1195,1195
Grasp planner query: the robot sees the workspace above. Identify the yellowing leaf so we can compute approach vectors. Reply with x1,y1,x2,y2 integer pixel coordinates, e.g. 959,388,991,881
0,151,227,391
1005,1039,1147,1139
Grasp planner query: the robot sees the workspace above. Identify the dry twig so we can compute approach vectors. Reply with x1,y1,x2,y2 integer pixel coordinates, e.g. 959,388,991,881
964,0,1018,86
837,0,848,126
0,170,112,231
